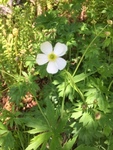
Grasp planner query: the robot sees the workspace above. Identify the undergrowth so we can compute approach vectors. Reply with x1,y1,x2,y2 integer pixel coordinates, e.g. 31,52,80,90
0,0,113,150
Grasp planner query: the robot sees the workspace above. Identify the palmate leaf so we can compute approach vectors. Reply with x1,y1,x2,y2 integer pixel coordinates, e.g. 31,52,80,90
9,82,27,104
0,122,7,147
0,122,15,150
25,55,35,70
49,134,62,150
0,122,7,135
25,113,52,150
85,88,98,106
27,126,49,134
98,63,113,79
45,99,68,133
78,127,96,145
25,132,52,150
26,100,68,150
108,135,113,150
9,73,39,104
85,86,109,112
71,111,83,120
57,82,75,101
65,71,86,100
0,122,6,130
25,117,50,134
45,99,57,127
97,93,109,112
46,102,67,132
65,71,87,86
54,71,89,101
74,73,89,83
75,144,98,150
79,112,97,129
78,112,98,144
0,131,15,150
62,135,77,150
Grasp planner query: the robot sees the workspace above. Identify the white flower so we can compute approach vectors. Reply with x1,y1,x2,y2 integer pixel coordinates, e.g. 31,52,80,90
36,41,67,74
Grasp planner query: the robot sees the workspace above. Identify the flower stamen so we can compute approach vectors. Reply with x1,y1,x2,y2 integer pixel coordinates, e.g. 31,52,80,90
48,53,57,61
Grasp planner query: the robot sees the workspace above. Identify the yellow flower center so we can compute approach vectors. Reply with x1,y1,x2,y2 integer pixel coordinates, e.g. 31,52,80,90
48,53,57,61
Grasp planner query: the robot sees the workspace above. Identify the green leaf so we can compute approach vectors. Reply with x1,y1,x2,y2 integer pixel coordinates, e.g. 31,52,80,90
97,93,108,112
0,122,8,135
9,82,27,104
26,118,49,134
62,136,77,150
9,75,39,104
25,55,35,69
74,73,88,83
0,131,15,150
49,135,62,150
79,112,94,127
75,144,98,150
25,132,52,150
78,112,98,143
102,38,111,48
0,122,6,130
45,99,59,127
0,130,8,135
71,111,83,120
108,135,113,150
55,114,68,134
65,71,85,100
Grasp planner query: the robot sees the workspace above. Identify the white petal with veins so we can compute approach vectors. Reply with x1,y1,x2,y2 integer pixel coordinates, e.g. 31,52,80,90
56,57,67,70
40,41,53,54
47,61,58,74
36,54,48,65
54,42,67,56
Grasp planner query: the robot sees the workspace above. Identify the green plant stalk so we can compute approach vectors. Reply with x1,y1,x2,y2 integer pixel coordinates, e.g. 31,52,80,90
16,128,25,150
108,80,113,91
1,70,17,81
65,70,85,101
33,95,52,129
109,38,112,64
19,60,23,75
61,79,67,118
73,24,108,77
14,36,21,75
73,84,84,101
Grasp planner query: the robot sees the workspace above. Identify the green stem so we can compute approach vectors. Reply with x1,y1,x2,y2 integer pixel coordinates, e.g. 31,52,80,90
73,24,108,77
16,128,25,150
73,84,84,101
1,70,17,81
108,80,113,91
19,60,22,75
108,38,112,64
33,95,51,129
61,79,67,118
65,70,85,101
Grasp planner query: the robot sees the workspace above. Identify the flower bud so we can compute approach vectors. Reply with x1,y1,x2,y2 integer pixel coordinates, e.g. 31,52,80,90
12,28,18,36
8,34,13,41
105,31,111,37
95,112,101,120
107,20,113,25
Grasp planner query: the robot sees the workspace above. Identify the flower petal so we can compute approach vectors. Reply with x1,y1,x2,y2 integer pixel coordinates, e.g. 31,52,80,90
47,62,58,74
56,58,67,70
36,54,48,65
40,41,53,54
54,42,67,56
